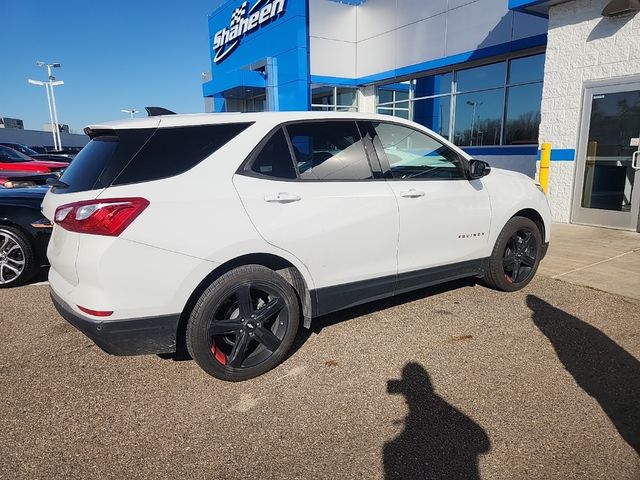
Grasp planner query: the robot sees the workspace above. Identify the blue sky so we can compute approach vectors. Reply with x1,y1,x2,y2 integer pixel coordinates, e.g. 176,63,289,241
1,0,226,132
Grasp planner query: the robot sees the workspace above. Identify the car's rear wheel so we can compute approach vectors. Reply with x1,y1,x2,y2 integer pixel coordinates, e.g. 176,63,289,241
0,226,36,288
482,216,542,292
186,265,300,381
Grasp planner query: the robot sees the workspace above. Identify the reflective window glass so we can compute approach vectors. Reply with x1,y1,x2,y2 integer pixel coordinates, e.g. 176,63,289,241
250,128,297,179
372,122,465,179
503,83,543,145
456,62,506,92
336,88,358,109
414,72,452,98
311,86,334,106
453,89,504,146
413,96,451,139
287,121,372,180
377,89,394,105
508,54,545,85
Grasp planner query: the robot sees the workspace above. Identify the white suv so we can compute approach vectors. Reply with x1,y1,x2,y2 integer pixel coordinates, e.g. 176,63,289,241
43,112,551,381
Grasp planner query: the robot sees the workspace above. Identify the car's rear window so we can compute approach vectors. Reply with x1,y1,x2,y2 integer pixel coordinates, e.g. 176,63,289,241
55,123,252,194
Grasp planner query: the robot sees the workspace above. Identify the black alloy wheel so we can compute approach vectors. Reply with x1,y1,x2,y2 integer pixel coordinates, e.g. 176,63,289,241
209,283,289,368
502,228,538,285
483,216,542,292
187,265,299,381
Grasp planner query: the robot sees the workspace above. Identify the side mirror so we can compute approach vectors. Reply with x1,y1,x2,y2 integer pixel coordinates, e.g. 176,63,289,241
469,159,491,179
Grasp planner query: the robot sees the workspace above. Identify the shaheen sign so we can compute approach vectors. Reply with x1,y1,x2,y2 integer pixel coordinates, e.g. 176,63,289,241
213,0,286,64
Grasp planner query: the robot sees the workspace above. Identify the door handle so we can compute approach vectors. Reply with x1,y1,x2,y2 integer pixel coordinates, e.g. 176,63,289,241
633,151,640,170
264,192,301,203
400,189,426,198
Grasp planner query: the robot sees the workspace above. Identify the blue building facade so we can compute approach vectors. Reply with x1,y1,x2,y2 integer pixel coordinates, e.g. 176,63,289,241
203,0,549,175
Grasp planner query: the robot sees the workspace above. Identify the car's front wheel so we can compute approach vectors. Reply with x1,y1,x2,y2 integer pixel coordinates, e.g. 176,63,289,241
0,226,36,288
483,216,542,292
186,265,300,381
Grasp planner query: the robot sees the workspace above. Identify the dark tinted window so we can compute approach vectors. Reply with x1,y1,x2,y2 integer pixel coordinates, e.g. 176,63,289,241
372,122,465,179
508,54,545,84
456,62,506,92
250,128,297,179
114,123,252,185
56,123,252,193
56,129,155,194
0,145,31,162
286,121,372,180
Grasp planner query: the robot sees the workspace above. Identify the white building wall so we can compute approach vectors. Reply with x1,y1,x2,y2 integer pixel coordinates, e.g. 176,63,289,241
308,0,548,79
539,0,640,222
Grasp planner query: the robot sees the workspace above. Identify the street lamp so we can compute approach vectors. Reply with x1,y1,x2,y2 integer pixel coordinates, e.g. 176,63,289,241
466,100,483,146
121,109,139,119
28,61,64,151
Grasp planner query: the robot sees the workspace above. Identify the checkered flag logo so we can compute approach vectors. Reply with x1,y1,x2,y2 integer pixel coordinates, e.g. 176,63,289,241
230,2,248,25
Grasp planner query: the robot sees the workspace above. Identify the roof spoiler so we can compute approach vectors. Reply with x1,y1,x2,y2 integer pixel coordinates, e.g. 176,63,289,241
145,107,176,117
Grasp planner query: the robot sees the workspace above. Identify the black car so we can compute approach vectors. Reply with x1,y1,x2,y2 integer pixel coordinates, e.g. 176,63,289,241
0,143,73,163
0,187,51,287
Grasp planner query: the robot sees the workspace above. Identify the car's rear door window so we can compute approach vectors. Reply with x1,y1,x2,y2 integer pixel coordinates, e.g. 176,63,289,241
248,128,297,179
285,121,373,180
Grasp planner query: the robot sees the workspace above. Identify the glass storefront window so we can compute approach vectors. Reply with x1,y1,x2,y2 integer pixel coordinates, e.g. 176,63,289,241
336,88,358,111
312,86,334,107
453,89,504,146
456,62,506,92
377,89,394,105
377,107,409,120
376,82,411,105
414,72,452,98
312,86,358,111
375,54,544,146
413,96,451,139
504,83,543,145
508,54,545,85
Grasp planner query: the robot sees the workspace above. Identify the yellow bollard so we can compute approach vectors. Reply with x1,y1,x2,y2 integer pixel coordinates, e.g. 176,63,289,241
539,143,551,195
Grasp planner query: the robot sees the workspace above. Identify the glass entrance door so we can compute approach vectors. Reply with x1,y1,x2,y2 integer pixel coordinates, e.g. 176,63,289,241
572,81,640,231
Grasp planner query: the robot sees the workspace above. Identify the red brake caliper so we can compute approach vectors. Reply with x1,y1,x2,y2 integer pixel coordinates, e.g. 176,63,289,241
211,342,227,365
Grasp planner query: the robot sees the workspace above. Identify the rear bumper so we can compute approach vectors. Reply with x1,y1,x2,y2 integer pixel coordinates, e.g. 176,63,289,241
50,289,179,356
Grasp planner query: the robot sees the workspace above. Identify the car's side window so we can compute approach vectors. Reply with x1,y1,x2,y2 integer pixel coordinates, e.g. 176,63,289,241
371,122,466,180
286,121,373,180
250,128,298,179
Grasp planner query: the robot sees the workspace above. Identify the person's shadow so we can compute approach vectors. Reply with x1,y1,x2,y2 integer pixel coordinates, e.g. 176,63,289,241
384,363,491,479
527,295,640,454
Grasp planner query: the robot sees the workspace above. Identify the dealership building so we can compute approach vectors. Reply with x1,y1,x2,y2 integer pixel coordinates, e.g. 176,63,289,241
203,0,640,231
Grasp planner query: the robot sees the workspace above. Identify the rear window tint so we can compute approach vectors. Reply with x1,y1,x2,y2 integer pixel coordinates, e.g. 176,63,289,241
56,132,151,194
249,128,297,179
55,123,252,193
113,123,252,185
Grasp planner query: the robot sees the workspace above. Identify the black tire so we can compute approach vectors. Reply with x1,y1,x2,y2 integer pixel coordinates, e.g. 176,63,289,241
482,216,542,292
186,264,300,381
0,226,37,289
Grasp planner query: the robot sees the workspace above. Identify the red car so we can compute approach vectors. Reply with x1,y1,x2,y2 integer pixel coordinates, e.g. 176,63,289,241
0,145,67,173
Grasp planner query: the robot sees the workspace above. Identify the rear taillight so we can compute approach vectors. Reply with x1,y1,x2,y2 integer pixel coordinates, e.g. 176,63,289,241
54,197,149,236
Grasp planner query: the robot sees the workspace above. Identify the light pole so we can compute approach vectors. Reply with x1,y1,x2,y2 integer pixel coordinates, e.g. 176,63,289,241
28,61,64,151
466,100,482,146
121,109,139,119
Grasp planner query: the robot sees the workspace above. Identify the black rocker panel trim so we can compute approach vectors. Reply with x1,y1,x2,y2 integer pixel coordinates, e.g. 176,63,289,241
312,258,486,317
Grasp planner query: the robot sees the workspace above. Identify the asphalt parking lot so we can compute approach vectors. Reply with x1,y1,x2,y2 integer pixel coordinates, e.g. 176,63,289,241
1,271,638,480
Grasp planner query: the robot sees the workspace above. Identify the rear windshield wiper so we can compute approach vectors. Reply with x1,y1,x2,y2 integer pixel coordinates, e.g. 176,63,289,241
46,178,69,189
